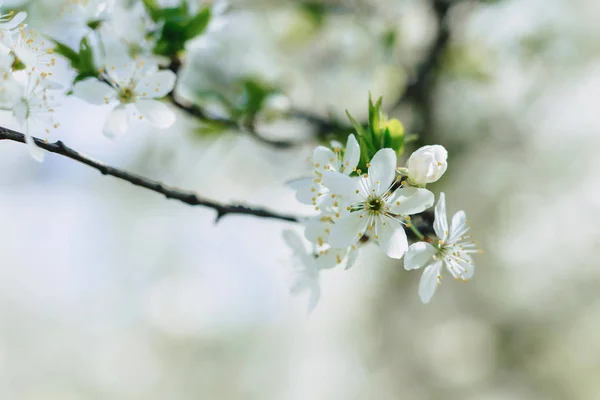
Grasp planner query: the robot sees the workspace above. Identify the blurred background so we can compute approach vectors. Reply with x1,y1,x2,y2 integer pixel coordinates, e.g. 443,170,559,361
1,0,599,398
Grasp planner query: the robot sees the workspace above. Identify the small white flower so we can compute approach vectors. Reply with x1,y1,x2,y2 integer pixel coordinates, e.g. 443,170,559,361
407,144,448,185
1,28,57,74
11,73,62,162
283,228,357,313
0,2,26,32
72,58,176,139
289,133,360,209
322,148,434,259
282,229,322,314
99,1,156,54
404,192,480,304
58,0,112,26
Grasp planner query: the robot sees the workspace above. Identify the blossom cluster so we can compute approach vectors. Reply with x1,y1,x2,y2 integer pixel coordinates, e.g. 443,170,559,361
287,136,480,310
0,1,184,161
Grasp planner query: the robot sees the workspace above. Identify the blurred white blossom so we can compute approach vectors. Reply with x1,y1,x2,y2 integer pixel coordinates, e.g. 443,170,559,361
73,57,176,138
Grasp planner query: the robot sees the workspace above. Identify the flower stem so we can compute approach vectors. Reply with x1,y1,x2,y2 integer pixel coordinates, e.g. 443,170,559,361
408,222,425,241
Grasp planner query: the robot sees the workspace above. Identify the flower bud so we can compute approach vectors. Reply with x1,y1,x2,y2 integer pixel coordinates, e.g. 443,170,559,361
407,145,448,185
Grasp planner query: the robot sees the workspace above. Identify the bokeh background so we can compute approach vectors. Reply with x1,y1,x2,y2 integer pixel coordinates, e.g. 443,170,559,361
1,0,599,398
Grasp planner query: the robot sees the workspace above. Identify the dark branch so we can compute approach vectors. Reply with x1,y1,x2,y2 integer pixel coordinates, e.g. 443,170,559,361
400,0,451,107
166,57,298,149
0,125,433,239
0,125,299,223
394,0,452,146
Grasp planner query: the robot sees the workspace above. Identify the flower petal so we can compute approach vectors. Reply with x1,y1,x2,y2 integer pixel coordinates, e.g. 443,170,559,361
448,210,468,241
313,146,338,172
73,79,115,105
419,260,443,304
368,148,396,196
103,105,130,139
461,261,475,280
322,171,362,201
315,249,346,270
134,70,176,98
376,218,408,259
342,134,360,175
24,123,44,162
328,212,367,249
388,187,435,215
0,11,26,30
304,217,331,244
433,192,449,240
287,177,315,205
134,99,175,129
345,246,359,269
404,242,437,270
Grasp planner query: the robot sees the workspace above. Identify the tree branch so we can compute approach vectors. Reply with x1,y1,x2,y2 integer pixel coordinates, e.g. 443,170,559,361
394,0,452,145
0,125,299,223
0,124,434,239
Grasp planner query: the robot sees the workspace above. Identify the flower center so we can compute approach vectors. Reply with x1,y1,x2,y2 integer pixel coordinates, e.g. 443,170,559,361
117,86,136,104
365,196,383,213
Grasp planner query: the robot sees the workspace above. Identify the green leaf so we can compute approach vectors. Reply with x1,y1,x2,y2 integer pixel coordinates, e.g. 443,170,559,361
154,21,188,55
382,29,396,52
184,7,211,39
368,94,383,148
52,40,80,66
86,19,103,30
239,79,275,118
300,2,327,28
78,37,97,76
345,109,367,139
142,0,162,22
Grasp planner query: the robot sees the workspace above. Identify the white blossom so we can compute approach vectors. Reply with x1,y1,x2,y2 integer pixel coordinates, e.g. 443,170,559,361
407,144,448,185
322,148,434,259
99,1,156,55
58,0,113,27
283,227,359,313
72,58,176,139
282,229,322,314
11,73,62,162
404,192,480,303
0,27,57,74
289,133,360,209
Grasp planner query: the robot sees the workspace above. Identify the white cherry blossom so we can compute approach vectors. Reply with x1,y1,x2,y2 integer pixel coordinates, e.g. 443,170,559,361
323,148,434,259
1,27,57,74
72,58,176,139
404,192,480,303
289,133,360,209
282,229,322,314
283,228,358,313
11,73,62,162
407,144,448,186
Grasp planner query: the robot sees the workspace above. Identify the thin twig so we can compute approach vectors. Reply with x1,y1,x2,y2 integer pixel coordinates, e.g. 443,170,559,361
0,124,432,238
394,0,452,145
0,125,299,223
